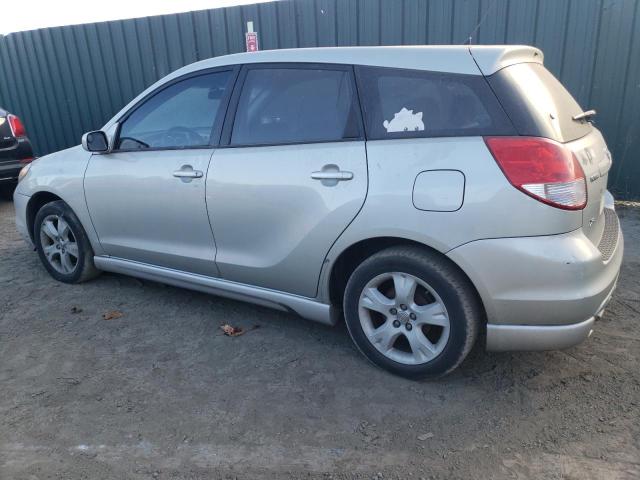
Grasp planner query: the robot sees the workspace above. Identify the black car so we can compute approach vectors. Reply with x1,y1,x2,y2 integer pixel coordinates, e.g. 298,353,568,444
0,107,34,199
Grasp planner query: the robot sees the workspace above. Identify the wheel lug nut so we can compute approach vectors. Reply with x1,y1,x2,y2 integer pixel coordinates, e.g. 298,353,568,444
390,308,397,315
410,313,416,320
400,304,408,311
405,323,412,331
392,320,401,328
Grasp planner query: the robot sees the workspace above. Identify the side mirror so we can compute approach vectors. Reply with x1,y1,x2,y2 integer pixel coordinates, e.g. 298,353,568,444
82,130,109,152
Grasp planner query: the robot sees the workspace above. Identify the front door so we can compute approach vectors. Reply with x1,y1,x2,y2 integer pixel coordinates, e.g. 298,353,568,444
85,69,235,276
207,64,368,297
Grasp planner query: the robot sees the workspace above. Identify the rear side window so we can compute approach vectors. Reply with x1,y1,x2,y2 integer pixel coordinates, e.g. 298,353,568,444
487,63,592,143
231,67,360,146
356,66,514,140
117,70,232,150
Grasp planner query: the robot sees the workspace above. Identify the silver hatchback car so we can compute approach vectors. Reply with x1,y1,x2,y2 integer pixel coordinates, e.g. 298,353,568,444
14,46,623,378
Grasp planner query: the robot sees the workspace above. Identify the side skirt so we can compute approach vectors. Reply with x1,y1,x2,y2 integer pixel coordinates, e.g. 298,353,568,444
93,256,335,326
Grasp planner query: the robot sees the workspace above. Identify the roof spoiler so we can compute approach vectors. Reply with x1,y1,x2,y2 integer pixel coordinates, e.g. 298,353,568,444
469,45,543,76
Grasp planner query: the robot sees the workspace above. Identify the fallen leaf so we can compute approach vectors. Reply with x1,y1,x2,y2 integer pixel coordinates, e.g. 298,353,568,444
103,310,124,320
418,432,434,441
220,324,245,337
71,306,83,314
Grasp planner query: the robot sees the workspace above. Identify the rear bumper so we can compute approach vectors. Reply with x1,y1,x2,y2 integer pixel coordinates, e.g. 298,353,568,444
447,207,623,351
0,163,21,183
485,279,615,351
0,138,34,182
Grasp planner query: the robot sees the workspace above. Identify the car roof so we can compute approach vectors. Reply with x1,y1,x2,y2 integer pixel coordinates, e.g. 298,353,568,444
180,45,542,77
104,45,542,130
188,46,480,75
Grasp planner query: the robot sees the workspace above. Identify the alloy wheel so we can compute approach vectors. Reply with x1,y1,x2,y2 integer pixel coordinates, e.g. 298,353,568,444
39,214,79,275
358,272,450,365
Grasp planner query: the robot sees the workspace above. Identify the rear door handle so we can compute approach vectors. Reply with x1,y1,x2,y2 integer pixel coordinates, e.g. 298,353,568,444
173,165,203,181
311,171,353,181
311,165,354,187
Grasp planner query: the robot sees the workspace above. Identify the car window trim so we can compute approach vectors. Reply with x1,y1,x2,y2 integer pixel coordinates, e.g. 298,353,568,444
219,62,365,148
111,65,240,153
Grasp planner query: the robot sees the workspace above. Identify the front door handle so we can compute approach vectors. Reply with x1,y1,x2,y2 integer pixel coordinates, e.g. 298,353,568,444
311,171,354,181
173,165,203,182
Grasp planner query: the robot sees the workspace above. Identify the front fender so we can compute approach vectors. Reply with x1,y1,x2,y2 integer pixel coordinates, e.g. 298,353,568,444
18,146,104,256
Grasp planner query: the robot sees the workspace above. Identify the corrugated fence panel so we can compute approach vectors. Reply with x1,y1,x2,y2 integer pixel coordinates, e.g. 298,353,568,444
258,3,280,49
296,0,318,47
559,0,601,106
381,0,403,45
277,2,298,48
534,0,571,75
316,0,337,47
403,0,428,45
614,7,640,196
336,0,358,46
428,0,454,44
0,0,638,198
476,0,508,44
453,0,480,44
359,0,381,46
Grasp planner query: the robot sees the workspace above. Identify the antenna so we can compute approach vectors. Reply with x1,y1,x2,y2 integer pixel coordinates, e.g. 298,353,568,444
465,0,498,45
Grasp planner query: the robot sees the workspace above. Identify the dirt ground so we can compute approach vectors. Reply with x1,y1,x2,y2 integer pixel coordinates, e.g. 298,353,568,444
1,197,638,480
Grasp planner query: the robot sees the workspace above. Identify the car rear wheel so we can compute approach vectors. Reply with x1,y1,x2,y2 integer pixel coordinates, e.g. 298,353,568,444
34,200,100,283
343,246,481,379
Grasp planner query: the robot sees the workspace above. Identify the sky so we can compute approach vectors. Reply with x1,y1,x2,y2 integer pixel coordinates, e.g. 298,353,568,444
0,0,272,35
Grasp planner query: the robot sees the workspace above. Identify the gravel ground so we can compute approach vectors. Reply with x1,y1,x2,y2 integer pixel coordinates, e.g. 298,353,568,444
1,197,639,480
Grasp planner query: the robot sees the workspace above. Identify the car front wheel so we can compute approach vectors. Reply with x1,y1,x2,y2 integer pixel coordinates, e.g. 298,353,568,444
34,200,100,283
343,246,482,379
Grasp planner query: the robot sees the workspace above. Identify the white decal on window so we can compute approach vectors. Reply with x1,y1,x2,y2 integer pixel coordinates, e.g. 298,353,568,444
383,107,424,133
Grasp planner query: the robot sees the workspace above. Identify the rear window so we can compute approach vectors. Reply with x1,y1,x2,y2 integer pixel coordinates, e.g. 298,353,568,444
487,63,592,143
356,66,515,140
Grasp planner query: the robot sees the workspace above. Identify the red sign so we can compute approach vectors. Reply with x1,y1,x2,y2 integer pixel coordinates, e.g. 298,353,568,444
245,32,259,52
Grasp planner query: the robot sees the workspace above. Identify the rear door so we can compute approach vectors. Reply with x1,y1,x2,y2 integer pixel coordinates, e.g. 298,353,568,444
486,63,609,245
206,64,367,297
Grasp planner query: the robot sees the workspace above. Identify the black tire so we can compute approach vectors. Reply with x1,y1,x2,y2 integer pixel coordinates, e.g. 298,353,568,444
343,245,482,379
34,200,101,283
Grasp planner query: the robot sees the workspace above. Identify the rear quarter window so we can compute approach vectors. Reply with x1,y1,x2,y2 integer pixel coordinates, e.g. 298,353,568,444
486,63,592,143
356,66,515,140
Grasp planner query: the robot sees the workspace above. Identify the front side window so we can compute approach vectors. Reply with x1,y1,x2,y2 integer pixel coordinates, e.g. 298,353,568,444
231,67,360,146
357,66,515,140
117,71,233,150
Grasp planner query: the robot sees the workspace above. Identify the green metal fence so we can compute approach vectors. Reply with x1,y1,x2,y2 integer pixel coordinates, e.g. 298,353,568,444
0,0,638,198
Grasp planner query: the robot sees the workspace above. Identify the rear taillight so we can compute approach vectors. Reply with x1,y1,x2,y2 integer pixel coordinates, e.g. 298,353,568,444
7,114,27,138
484,136,587,210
